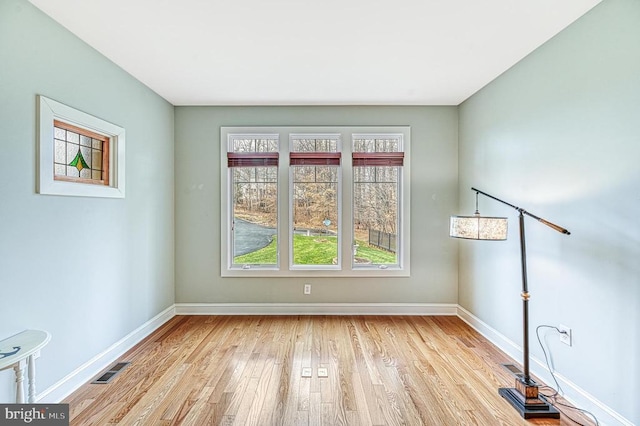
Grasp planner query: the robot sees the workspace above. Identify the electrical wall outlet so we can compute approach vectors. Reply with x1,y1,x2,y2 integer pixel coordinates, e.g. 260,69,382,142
559,324,572,346
304,284,311,295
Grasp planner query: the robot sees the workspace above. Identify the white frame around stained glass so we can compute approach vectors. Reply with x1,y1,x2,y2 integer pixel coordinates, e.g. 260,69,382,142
37,95,125,198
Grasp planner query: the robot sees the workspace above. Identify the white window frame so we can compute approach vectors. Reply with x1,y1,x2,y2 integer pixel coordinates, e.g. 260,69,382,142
224,133,281,271
37,95,125,198
221,126,410,277
351,133,405,271
289,133,343,271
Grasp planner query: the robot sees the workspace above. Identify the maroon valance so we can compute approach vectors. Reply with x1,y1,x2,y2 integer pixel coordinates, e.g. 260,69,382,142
290,152,341,166
227,152,279,167
352,152,404,167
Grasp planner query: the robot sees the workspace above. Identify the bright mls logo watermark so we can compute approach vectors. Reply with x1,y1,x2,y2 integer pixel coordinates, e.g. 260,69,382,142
0,404,68,425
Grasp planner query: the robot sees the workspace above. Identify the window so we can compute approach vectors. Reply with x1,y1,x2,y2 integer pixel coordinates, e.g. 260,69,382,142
221,126,410,277
54,120,110,186
227,134,279,269
290,134,341,269
352,134,404,268
38,95,125,198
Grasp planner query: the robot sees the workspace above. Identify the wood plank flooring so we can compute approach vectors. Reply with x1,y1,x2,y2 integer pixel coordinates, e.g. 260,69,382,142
64,316,595,425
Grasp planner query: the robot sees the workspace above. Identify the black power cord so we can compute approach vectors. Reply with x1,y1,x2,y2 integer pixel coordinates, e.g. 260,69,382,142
535,325,600,426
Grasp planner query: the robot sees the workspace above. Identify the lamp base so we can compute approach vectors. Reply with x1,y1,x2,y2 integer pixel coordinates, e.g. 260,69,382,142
498,387,560,419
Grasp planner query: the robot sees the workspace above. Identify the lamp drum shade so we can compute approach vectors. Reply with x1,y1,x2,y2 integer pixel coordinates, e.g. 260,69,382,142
450,215,508,240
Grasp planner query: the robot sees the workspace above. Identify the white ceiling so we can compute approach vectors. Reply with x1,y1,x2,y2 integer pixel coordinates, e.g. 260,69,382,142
28,0,600,106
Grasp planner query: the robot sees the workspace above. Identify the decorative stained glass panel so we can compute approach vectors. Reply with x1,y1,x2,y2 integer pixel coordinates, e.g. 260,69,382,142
53,120,109,185
38,95,125,198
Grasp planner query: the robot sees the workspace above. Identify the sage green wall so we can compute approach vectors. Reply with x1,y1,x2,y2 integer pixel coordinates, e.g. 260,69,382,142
0,0,175,401
458,0,639,423
175,106,459,304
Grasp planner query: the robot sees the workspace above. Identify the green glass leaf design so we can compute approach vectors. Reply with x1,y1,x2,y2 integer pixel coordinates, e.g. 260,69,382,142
69,148,89,172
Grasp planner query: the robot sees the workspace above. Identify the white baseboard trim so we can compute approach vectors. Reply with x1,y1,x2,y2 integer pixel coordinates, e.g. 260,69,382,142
175,302,458,316
457,305,633,426
38,305,176,403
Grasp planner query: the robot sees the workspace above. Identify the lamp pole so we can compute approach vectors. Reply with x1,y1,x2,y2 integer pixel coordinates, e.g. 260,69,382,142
519,210,531,384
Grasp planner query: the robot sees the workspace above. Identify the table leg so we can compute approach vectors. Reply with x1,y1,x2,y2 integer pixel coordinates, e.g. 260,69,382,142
13,359,26,403
28,352,39,403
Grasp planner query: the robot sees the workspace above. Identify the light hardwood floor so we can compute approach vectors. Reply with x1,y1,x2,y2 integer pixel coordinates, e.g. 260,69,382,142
64,315,594,425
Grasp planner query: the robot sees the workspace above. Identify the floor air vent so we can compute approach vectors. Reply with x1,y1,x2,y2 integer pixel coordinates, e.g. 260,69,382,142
501,363,524,379
92,362,130,384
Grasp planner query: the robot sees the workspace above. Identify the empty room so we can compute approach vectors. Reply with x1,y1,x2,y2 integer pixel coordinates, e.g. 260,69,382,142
0,0,638,425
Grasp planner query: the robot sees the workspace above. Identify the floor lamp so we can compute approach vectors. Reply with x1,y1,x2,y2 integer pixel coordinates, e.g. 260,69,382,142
450,187,570,419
